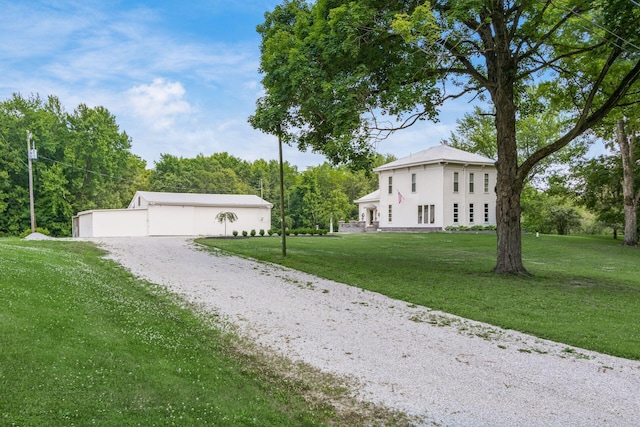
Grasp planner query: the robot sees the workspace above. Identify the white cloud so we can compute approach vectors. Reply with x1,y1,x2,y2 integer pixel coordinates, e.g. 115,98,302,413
1,1,481,171
126,79,192,131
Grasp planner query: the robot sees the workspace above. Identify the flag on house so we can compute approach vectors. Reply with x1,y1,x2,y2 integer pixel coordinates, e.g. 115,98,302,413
397,190,404,204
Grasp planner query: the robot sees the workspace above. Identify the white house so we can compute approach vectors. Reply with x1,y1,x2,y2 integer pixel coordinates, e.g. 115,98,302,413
354,145,497,231
73,191,273,238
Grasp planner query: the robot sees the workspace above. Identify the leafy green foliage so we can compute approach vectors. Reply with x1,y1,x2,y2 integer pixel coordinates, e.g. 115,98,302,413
150,153,252,194
573,155,626,232
0,95,146,236
216,211,239,237
521,186,585,235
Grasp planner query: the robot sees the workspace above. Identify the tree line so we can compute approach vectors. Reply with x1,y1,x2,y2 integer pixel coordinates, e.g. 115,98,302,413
1,93,637,241
0,94,386,237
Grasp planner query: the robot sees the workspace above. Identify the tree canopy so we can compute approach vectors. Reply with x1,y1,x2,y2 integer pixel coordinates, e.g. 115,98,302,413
251,0,640,274
0,95,147,236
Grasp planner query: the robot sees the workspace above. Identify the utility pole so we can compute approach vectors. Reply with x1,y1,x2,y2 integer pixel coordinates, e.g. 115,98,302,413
27,130,37,233
277,132,286,257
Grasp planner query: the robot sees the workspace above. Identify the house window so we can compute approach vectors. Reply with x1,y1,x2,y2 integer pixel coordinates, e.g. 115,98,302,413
418,205,436,224
484,203,490,223
453,203,459,223
469,173,475,193
484,173,489,193
388,204,393,222
411,173,416,193
469,203,474,223
453,172,459,193
388,176,393,194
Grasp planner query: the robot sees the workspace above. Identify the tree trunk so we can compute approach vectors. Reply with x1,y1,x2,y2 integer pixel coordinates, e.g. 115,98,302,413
493,116,528,274
490,30,528,275
617,119,638,247
494,181,527,274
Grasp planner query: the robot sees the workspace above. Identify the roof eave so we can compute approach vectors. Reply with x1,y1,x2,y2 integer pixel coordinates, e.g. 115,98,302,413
148,202,273,208
374,159,494,172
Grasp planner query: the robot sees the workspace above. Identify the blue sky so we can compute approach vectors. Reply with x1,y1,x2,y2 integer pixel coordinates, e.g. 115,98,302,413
0,0,472,169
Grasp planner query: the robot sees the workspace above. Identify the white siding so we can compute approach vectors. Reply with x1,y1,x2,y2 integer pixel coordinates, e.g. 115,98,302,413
443,165,496,228
378,165,447,229
193,206,272,236
75,209,148,237
148,205,195,236
374,161,496,231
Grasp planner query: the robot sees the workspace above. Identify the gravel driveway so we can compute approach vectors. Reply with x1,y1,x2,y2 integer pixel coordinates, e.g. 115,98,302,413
94,236,640,426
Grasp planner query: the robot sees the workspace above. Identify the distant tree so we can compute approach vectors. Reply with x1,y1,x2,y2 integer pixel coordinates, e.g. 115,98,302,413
546,202,583,236
0,94,146,236
289,174,321,228
150,154,251,194
319,189,352,230
575,155,624,238
521,186,584,235
215,211,238,237
521,185,553,234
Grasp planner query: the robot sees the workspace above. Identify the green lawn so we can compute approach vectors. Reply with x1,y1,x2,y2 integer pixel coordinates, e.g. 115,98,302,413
0,239,410,426
197,233,640,360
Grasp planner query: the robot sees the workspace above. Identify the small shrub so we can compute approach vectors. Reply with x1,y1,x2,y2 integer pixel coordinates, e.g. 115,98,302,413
267,229,274,236
232,230,238,237
470,225,484,231
259,229,265,236
242,230,248,237
483,225,497,231
445,226,458,231
250,229,256,237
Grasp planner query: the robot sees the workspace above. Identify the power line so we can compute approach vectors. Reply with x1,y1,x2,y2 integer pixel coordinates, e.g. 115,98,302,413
37,155,266,196
553,1,640,53
39,155,135,181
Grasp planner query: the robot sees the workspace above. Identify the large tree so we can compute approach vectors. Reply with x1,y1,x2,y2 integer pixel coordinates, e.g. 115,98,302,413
251,0,640,274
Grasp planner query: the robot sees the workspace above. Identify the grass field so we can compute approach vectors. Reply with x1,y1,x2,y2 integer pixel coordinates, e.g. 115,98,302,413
197,232,640,361
0,238,411,426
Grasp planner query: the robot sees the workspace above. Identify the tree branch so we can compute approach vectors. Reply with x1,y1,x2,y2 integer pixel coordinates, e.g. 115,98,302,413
517,57,640,182
516,5,578,63
442,38,491,89
516,42,606,80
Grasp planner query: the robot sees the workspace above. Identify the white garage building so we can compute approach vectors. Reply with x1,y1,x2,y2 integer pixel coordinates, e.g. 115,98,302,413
73,191,273,238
